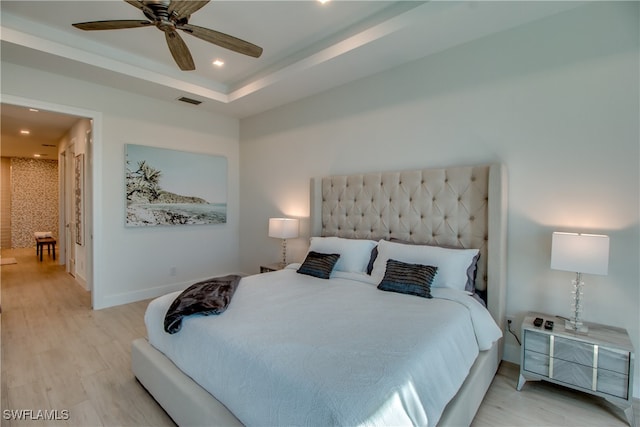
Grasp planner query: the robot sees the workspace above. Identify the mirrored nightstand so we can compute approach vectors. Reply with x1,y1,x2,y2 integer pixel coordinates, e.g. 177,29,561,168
518,312,635,426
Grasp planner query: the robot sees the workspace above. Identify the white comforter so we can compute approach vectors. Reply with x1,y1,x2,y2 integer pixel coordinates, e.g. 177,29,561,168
145,266,502,427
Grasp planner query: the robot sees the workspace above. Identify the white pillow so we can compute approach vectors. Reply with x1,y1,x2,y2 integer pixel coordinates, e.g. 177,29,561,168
370,239,479,291
308,237,378,274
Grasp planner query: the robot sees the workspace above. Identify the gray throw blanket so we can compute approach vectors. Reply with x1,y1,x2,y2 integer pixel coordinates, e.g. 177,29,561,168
164,274,241,334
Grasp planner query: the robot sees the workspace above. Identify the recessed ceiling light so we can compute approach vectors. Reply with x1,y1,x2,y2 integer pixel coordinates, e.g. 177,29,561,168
33,154,41,157
318,0,330,4
212,59,224,67
20,129,30,135
29,108,39,112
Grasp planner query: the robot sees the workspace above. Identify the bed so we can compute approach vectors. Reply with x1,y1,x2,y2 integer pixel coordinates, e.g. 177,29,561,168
132,163,508,426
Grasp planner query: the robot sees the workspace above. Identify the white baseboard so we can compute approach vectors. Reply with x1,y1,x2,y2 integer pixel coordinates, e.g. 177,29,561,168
94,271,251,310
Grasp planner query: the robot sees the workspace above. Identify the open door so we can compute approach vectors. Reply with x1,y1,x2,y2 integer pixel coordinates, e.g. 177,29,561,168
85,128,93,295
63,141,76,277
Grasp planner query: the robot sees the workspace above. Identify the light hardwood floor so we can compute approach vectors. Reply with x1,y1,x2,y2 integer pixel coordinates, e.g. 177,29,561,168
1,247,638,426
1,248,174,427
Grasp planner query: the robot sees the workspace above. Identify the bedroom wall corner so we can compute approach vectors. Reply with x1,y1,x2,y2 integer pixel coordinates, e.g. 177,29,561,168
1,62,242,309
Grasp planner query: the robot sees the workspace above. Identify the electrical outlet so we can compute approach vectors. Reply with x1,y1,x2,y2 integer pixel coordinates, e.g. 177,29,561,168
505,316,515,331
504,315,522,348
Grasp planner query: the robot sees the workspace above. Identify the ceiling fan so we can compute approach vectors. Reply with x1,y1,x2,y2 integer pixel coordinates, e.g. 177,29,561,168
72,0,263,71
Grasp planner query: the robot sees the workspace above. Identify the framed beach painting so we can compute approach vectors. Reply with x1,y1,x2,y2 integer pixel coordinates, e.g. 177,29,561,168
125,144,227,227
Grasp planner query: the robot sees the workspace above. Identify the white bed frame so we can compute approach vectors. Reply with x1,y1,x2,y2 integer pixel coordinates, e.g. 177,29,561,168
132,163,508,426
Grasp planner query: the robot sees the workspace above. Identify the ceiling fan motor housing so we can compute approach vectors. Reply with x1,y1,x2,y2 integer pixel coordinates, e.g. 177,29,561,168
143,1,179,31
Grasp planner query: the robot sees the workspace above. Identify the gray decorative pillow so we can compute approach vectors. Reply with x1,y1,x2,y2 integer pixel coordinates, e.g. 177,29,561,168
366,246,378,275
465,252,480,294
377,259,437,299
297,251,340,279
388,238,480,295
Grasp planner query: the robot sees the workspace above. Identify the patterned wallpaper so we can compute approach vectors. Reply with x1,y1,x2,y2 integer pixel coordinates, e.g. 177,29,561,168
1,157,11,249
11,158,59,248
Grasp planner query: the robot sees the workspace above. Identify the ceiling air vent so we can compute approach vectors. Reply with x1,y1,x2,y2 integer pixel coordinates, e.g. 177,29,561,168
177,96,203,106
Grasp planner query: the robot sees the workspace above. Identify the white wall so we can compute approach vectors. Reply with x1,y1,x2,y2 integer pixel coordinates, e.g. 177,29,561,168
239,2,640,396
1,62,241,309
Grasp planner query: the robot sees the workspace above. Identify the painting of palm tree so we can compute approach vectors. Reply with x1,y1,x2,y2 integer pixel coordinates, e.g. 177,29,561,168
125,144,227,227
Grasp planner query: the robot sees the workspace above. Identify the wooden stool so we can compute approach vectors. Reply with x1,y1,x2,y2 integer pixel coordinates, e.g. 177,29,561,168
36,237,56,261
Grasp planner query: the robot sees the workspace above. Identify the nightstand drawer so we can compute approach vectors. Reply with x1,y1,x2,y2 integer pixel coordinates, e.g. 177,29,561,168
524,330,550,355
551,358,592,390
597,368,629,399
554,336,594,366
523,350,549,376
598,347,630,375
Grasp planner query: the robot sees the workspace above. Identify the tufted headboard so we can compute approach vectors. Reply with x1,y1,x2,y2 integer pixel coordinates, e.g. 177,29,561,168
311,164,507,335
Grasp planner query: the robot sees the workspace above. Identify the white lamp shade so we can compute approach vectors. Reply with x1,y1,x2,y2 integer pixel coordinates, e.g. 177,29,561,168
268,218,299,239
551,232,609,275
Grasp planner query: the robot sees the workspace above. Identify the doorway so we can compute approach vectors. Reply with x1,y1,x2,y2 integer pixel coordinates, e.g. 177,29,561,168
0,95,99,308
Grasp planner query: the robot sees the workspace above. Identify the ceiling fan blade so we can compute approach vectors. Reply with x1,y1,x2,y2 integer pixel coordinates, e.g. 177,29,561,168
124,0,156,17
165,30,195,71
168,1,210,20
73,20,153,31
178,24,263,58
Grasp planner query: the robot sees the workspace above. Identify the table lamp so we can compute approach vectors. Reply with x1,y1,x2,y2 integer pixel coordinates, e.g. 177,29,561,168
550,232,609,333
268,218,299,267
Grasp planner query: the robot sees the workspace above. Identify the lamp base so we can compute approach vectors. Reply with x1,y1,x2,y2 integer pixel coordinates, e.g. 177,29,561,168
565,319,589,334
280,238,288,266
